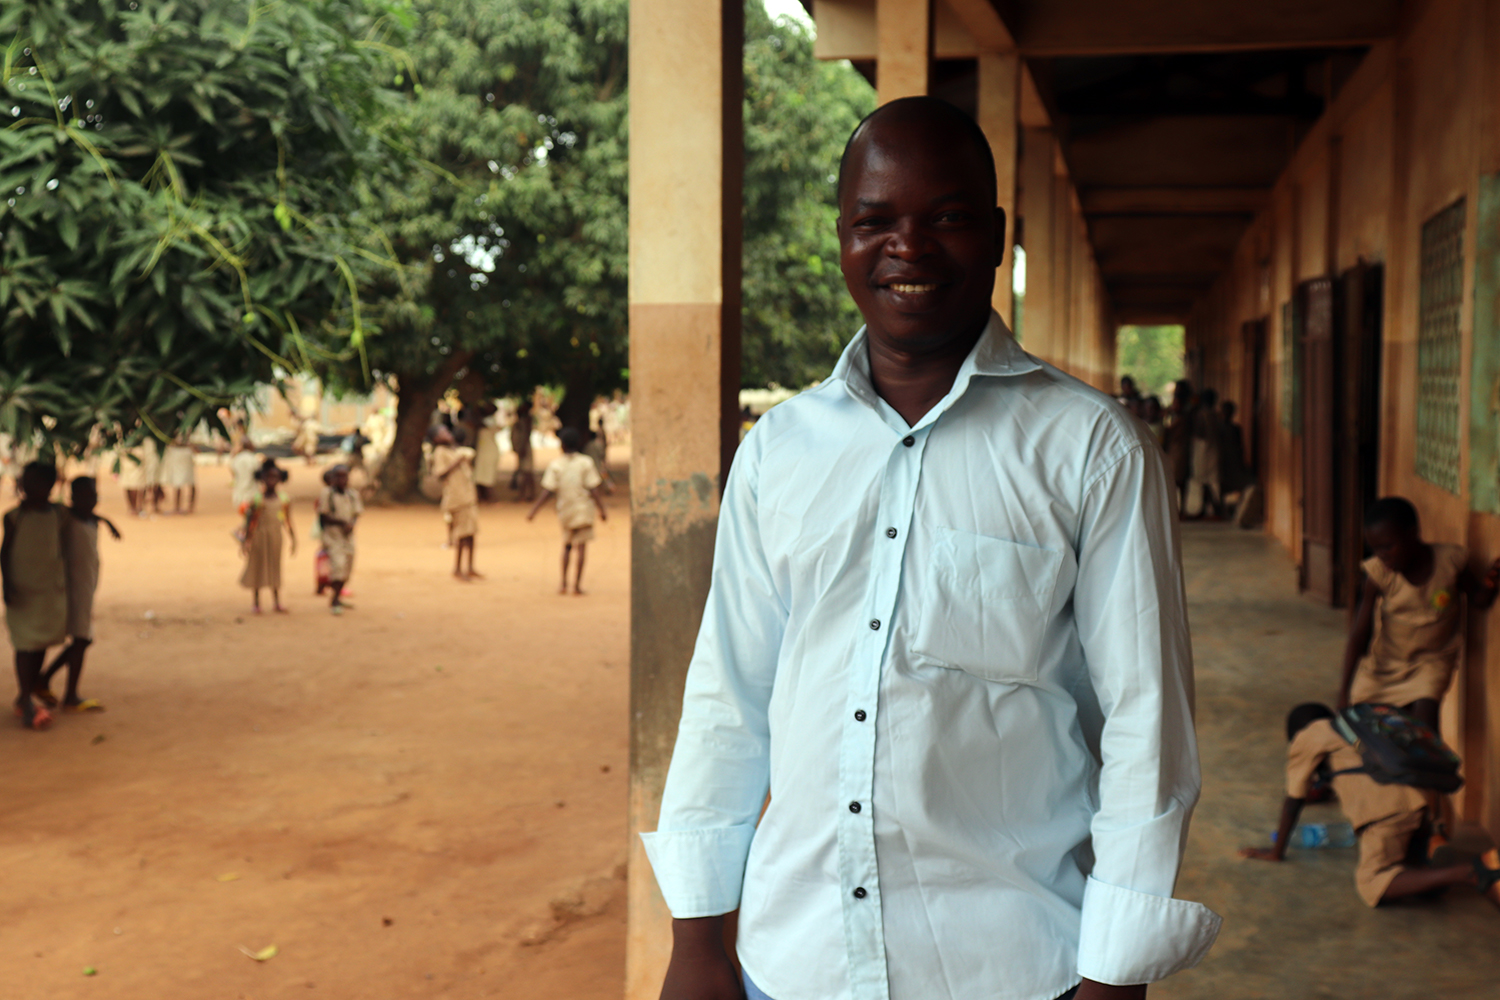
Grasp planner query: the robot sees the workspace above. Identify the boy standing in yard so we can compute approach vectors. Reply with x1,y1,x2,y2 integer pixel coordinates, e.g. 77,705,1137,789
316,464,362,615
1241,702,1500,909
432,427,481,581
527,427,606,595
1,462,68,730
36,477,119,713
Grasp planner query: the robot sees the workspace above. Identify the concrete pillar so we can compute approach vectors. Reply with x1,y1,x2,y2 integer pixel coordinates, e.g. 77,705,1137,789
876,0,931,104
626,2,743,998
977,52,1019,326
1018,127,1055,359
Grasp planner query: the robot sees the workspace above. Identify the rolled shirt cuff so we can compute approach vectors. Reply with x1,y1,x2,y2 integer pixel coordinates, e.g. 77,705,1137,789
1076,875,1222,985
639,824,757,918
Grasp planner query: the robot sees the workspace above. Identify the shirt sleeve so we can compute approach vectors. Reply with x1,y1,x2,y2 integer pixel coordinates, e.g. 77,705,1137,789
639,425,785,918
583,459,602,491
1286,725,1329,799
540,461,560,492
1071,440,1222,986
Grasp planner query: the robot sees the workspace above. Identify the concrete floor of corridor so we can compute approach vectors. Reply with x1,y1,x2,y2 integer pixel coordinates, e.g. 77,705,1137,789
1154,524,1500,1000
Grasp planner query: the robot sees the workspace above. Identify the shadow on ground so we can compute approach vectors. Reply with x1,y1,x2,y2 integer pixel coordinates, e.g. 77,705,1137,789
1158,524,1500,1000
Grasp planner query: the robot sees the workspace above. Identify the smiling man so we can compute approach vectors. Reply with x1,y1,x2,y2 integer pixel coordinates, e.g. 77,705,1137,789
642,98,1221,1000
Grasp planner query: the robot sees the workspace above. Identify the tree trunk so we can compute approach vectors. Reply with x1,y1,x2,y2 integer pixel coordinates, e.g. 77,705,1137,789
375,350,475,503
556,364,595,436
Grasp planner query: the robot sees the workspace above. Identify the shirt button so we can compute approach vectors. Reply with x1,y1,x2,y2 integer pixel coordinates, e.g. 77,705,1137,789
885,527,897,539
853,886,868,899
902,435,915,447
849,801,862,814
854,709,867,722
869,619,880,630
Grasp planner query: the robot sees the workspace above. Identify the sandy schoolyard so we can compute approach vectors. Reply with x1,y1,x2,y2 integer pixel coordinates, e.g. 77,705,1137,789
1,458,629,999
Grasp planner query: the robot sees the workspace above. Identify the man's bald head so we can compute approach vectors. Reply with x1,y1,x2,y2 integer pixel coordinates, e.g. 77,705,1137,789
836,97,997,208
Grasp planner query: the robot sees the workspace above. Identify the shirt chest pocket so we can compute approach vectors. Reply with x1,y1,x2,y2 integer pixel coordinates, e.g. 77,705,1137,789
910,527,1063,684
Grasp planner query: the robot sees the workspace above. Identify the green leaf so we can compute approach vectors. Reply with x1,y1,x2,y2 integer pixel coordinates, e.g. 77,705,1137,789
58,211,79,250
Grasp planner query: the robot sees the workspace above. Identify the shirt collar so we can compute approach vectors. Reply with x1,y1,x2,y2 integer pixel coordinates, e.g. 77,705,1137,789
830,310,1041,431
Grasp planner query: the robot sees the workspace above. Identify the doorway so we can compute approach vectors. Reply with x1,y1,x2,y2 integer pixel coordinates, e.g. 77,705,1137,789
1296,263,1384,608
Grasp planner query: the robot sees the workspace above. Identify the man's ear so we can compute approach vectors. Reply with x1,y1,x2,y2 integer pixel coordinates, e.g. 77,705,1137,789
992,206,1008,268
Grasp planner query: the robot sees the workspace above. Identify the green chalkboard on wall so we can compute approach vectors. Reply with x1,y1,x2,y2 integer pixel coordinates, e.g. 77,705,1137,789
1471,175,1500,513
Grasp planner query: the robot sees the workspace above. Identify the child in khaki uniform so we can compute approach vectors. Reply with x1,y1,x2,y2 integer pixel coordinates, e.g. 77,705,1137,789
432,427,480,581
527,427,607,595
1,463,69,730
315,465,362,615
1242,703,1500,909
37,477,120,713
1338,497,1500,731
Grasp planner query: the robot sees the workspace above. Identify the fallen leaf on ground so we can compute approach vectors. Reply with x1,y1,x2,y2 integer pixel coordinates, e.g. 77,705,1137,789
238,944,278,961
217,873,240,882
82,967,97,976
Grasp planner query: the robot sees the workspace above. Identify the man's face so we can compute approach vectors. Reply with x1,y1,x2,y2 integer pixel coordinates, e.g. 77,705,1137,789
837,118,1003,354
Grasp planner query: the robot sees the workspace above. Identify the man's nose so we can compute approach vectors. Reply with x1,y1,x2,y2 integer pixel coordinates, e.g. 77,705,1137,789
884,219,934,259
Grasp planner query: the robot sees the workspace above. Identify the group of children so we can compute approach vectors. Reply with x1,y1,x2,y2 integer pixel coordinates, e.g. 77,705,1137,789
119,435,198,516
1242,496,1500,909
237,458,364,616
2,463,117,730
429,424,608,591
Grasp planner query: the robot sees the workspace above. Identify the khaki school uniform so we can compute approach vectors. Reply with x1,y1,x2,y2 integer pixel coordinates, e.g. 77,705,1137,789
1350,544,1466,707
433,446,478,539
160,442,196,488
1287,718,1434,906
541,452,602,544
3,505,68,651
240,492,288,590
316,486,363,580
65,515,100,640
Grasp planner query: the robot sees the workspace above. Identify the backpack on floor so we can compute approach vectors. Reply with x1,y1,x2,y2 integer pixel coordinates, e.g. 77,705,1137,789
1331,703,1464,793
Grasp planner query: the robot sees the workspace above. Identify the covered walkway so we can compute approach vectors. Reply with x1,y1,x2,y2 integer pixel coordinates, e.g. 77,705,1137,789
1164,523,1499,1000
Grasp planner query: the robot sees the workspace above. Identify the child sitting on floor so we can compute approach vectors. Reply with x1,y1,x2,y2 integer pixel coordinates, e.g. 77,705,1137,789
36,477,120,713
1338,497,1500,731
1241,702,1500,909
1,462,69,730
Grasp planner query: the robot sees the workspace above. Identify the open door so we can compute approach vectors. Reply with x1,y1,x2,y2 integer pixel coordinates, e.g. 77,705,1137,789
1300,277,1339,605
1338,261,1383,612
1245,318,1269,486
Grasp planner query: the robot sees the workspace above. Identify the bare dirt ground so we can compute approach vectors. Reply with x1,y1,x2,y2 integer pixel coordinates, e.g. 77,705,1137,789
2,454,629,999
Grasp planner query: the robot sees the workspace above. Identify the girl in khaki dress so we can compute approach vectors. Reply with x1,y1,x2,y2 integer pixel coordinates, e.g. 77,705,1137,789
1339,497,1500,732
239,461,298,613
1,463,68,730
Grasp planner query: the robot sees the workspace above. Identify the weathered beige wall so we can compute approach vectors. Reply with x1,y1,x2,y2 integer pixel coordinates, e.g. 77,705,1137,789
1192,0,1500,832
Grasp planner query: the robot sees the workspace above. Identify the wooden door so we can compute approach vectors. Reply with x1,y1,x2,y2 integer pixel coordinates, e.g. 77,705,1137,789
1300,277,1339,604
1245,319,1269,485
1338,261,1383,612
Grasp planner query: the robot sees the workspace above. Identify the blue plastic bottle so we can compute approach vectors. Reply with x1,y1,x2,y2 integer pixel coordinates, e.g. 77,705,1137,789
1272,821,1356,848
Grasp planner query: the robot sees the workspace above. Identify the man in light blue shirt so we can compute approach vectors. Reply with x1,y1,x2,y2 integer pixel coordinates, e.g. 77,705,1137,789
643,97,1221,1000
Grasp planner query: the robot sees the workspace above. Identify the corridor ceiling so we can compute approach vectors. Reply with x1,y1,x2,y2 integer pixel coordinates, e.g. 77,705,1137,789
1035,48,1368,323
1005,0,1392,323
805,0,1398,323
